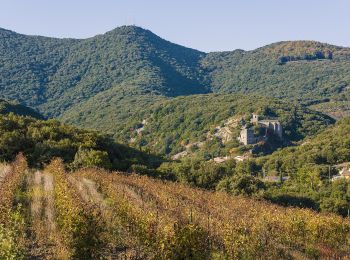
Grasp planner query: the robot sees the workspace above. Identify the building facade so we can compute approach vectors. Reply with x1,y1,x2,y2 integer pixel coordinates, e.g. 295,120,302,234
251,114,283,139
239,126,256,145
238,114,283,145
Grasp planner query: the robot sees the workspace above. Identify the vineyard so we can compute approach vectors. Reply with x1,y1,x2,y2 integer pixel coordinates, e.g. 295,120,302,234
0,156,349,259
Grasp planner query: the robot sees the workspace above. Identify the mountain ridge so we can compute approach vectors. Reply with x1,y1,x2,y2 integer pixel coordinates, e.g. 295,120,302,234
1,25,349,138
0,25,210,117
3,25,349,51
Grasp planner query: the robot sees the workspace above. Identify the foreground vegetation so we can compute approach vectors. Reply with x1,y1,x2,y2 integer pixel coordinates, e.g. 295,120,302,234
0,154,28,258
0,157,349,259
0,113,161,171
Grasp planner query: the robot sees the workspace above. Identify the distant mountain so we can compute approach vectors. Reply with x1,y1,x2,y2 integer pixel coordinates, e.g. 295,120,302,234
1,26,350,119
203,41,350,102
0,26,208,117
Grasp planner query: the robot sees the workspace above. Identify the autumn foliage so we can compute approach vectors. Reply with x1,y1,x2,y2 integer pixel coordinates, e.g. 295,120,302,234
0,157,349,259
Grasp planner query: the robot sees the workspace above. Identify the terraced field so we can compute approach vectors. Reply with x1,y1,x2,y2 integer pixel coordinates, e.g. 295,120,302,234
0,156,349,259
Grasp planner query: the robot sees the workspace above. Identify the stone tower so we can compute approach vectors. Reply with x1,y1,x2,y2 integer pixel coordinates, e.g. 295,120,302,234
239,126,255,145
251,114,259,124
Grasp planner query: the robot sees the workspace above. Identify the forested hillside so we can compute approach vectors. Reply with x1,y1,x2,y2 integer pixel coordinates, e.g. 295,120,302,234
0,26,208,117
203,41,350,102
261,116,350,173
0,111,161,170
64,94,333,158
1,26,350,124
250,116,350,216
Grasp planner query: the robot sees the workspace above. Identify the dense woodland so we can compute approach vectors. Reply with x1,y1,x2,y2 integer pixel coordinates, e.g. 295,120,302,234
0,112,161,171
202,41,350,102
0,26,208,118
1,26,350,126
104,94,333,157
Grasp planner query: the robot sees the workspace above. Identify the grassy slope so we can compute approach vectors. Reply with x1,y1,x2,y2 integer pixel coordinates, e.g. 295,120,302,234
310,99,350,119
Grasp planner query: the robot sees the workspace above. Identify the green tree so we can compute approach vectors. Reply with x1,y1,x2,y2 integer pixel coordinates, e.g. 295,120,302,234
217,175,265,196
73,148,112,169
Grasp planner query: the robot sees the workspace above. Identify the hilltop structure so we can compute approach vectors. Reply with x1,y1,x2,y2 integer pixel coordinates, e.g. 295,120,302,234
251,114,283,139
238,114,283,145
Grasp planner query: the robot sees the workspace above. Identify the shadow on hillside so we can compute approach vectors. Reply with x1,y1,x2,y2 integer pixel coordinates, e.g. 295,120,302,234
265,194,319,211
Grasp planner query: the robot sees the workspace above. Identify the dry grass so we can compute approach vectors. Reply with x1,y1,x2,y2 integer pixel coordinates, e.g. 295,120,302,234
0,163,11,184
27,171,69,259
3,159,349,259
30,171,43,219
76,168,350,259
43,173,56,234
70,175,147,259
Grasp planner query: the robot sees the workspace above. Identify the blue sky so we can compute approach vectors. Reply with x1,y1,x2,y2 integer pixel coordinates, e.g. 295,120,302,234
1,0,349,52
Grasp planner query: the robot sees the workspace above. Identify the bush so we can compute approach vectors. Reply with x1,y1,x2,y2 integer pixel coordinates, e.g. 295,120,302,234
217,174,265,196
73,148,112,169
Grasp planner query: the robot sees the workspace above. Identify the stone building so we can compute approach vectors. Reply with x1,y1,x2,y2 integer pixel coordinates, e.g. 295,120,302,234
251,114,283,139
238,114,283,145
239,126,256,145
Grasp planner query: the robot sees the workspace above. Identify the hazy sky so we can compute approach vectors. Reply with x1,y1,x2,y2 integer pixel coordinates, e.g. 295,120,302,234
1,0,349,52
